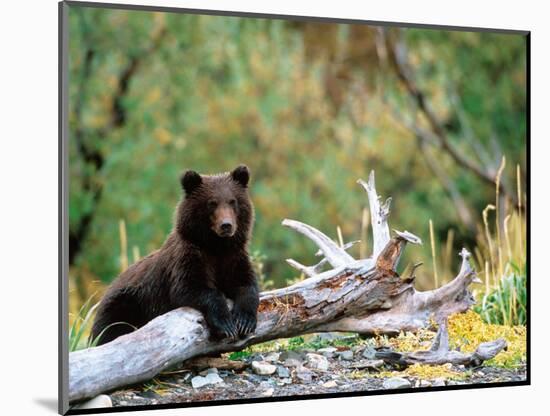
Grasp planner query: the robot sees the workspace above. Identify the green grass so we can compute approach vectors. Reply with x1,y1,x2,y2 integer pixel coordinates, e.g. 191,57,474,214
69,294,136,351
475,262,527,326
69,295,99,352
228,350,253,360
227,333,363,360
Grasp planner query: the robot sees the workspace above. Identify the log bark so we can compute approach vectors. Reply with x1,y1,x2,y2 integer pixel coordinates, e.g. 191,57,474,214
69,171,504,402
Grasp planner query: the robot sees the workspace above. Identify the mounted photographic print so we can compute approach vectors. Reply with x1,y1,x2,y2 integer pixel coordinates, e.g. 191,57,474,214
59,1,530,414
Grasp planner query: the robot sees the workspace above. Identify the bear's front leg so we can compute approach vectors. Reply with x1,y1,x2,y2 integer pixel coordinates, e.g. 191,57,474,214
173,280,238,340
198,288,239,340
231,286,259,337
227,257,259,337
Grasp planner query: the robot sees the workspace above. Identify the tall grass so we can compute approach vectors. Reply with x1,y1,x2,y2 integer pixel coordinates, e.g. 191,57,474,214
360,207,370,259
69,295,99,351
476,263,526,326
69,294,137,351
69,217,137,345
429,219,439,289
429,160,526,326
472,161,526,326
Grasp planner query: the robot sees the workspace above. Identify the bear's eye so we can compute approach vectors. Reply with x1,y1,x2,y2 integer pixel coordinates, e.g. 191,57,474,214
229,199,237,206
207,200,218,209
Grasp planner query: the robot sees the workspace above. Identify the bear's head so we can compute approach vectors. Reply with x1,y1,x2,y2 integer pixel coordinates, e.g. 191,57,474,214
176,165,254,249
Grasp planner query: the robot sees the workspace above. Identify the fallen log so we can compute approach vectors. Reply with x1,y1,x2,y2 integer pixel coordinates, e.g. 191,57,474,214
68,171,505,402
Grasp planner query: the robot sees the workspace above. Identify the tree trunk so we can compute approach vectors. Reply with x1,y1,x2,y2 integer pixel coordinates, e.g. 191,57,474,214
68,171,505,402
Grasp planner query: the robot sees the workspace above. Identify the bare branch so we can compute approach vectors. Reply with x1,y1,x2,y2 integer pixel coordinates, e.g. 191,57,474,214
282,219,355,268
382,29,514,202
357,171,392,257
376,318,506,367
375,230,422,272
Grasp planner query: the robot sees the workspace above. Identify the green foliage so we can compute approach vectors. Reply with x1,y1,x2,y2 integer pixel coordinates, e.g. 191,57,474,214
282,333,361,351
475,263,527,326
227,350,252,361
287,336,306,350
226,333,363,360
68,6,527,304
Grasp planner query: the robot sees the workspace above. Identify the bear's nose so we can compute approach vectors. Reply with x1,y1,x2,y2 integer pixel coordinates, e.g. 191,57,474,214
220,222,233,233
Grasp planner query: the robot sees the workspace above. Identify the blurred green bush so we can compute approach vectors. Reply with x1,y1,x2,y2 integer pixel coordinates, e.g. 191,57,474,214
67,6,526,308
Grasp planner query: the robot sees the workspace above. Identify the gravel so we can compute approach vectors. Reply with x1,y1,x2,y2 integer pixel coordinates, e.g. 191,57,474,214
105,350,526,408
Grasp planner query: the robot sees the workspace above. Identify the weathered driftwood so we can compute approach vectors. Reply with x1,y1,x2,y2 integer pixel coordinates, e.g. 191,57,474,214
69,171,504,402
374,319,507,368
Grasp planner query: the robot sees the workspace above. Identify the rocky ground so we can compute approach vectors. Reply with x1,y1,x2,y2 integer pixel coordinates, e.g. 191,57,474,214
98,336,526,408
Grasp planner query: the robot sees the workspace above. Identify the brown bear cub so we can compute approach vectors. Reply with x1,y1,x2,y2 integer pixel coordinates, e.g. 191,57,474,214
91,165,259,345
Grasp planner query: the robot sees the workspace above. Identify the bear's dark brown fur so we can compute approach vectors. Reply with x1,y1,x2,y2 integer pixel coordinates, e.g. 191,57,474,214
90,165,259,345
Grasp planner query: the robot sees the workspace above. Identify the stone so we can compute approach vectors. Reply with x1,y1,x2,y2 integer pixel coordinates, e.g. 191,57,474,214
419,380,432,387
191,373,224,388
322,380,338,388
317,347,338,358
199,367,218,376
251,361,277,376
337,350,354,361
73,395,113,409
382,377,412,389
237,378,254,387
245,373,264,383
259,380,275,389
283,358,304,368
264,352,280,363
279,350,303,362
306,353,329,371
361,346,376,359
261,388,274,397
295,366,314,383
432,378,446,387
276,365,290,378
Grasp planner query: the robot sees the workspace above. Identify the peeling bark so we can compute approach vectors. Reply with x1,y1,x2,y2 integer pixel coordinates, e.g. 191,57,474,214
68,171,504,402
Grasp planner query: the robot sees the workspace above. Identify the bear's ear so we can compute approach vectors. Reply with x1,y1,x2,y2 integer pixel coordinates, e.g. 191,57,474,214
231,165,250,187
181,170,203,195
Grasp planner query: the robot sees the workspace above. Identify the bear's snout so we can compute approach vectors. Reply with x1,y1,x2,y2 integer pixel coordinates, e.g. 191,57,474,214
216,218,235,237
220,221,233,234
212,205,237,237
